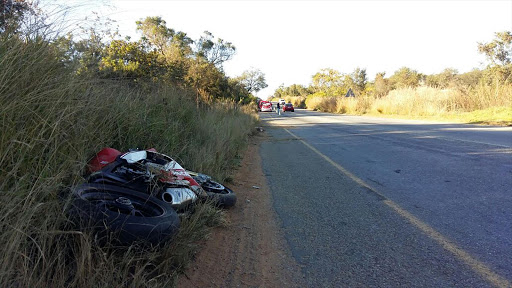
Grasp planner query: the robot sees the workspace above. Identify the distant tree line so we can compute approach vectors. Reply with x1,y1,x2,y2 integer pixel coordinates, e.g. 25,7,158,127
273,31,512,102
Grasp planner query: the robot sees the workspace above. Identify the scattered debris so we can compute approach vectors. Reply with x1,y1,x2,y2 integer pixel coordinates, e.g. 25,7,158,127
255,127,264,132
252,185,260,189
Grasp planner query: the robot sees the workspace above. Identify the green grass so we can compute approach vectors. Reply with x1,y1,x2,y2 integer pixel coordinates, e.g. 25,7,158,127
462,107,512,126
364,107,512,126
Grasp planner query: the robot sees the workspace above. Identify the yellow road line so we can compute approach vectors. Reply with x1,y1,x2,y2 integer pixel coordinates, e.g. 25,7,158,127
283,127,511,288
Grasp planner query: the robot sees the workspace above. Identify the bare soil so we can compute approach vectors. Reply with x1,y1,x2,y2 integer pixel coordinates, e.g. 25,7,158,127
177,131,304,287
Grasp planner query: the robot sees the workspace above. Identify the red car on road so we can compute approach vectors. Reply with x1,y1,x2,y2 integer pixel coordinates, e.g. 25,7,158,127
259,101,272,112
283,103,295,112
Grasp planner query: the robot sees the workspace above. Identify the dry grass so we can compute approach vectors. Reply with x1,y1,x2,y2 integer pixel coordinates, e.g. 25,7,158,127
305,96,337,112
303,85,511,125
304,95,372,115
369,85,512,124
336,95,373,114
0,35,256,287
371,87,458,116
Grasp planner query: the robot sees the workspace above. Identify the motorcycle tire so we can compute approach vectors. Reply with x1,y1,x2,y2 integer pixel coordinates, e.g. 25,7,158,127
200,179,225,193
206,186,237,208
68,183,180,246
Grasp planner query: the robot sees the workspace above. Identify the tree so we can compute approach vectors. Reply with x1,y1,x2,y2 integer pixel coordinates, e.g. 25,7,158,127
135,17,193,83
136,16,175,54
236,68,268,93
195,31,236,68
227,78,253,104
478,31,512,66
165,30,193,61
0,0,34,34
478,31,512,84
457,69,482,87
73,28,106,76
374,72,389,97
426,68,458,88
185,59,228,101
311,68,343,91
311,68,345,96
389,67,421,89
273,84,310,98
100,39,163,80
287,84,310,97
135,16,192,59
65,15,121,77
273,84,286,99
351,67,367,95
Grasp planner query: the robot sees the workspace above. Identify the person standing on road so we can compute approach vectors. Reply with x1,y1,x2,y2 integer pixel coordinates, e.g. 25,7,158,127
276,102,281,115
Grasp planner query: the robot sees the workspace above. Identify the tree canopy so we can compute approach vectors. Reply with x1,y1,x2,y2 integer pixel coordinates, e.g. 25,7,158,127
478,31,512,66
195,31,236,68
43,15,259,104
0,0,34,34
236,68,268,94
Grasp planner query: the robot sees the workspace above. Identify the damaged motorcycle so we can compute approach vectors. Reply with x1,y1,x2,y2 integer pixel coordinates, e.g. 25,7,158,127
68,147,237,245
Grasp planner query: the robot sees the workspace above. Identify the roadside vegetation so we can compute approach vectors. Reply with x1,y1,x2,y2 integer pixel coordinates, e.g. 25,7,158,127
273,32,512,126
0,2,260,287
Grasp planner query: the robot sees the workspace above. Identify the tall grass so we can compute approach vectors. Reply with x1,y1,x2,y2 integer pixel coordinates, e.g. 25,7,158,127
464,82,512,110
371,85,512,116
303,85,512,123
304,95,373,114
0,34,256,286
371,87,457,115
336,95,374,114
305,96,337,112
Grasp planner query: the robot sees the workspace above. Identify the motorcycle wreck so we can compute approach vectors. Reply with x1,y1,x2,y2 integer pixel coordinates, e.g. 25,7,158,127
67,148,237,246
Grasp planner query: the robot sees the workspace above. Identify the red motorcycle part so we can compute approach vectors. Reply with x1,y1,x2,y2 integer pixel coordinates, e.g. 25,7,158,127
87,147,122,174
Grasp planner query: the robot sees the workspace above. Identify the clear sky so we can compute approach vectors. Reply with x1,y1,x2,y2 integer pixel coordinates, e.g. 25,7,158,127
87,0,512,97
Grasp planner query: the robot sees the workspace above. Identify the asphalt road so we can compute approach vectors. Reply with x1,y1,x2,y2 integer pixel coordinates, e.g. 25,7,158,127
259,109,512,287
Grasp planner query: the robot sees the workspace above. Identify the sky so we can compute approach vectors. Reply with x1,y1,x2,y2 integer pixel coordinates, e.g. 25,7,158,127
76,0,512,97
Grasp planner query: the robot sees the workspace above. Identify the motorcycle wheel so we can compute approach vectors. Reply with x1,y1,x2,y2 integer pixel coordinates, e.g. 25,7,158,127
206,186,237,208
69,183,180,246
201,179,225,193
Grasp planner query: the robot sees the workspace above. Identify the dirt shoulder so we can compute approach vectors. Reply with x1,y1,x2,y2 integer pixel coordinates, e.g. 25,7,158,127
177,131,304,287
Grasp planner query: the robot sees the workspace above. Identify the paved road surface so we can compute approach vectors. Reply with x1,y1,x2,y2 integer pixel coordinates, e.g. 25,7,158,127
259,109,512,287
